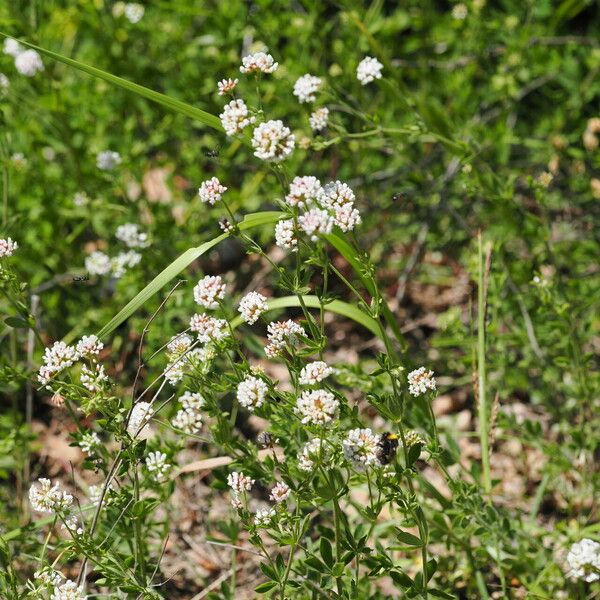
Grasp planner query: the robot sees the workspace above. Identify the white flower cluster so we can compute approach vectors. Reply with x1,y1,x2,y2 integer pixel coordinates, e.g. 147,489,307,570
112,250,142,278
298,438,326,471
115,223,150,248
79,431,101,454
275,178,361,249
80,363,108,393
220,99,256,136
265,319,306,358
127,401,154,438
73,192,89,207
238,291,268,324
85,251,111,276
171,391,204,434
240,52,278,74
293,74,322,103
29,478,73,514
3,40,44,77
145,451,171,482
274,219,297,252
217,77,238,95
407,367,436,397
193,275,227,309
96,150,122,171
254,507,276,527
0,237,17,258
198,177,227,205
309,107,329,132
299,361,333,386
34,568,63,588
190,313,229,343
237,375,268,411
50,579,87,600
295,389,339,425
356,56,383,85
269,481,291,503
343,428,380,471
567,538,600,582
167,333,193,357
228,471,255,494
251,120,295,162
124,2,145,23
164,338,214,386
76,335,104,358
38,341,78,386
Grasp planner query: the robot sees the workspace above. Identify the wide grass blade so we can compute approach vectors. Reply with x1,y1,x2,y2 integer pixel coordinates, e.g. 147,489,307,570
96,212,283,338
324,232,406,349
230,295,383,339
0,34,223,131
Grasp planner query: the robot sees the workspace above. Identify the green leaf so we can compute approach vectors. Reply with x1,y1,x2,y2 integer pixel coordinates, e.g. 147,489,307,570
4,316,29,329
395,529,423,547
96,212,283,339
0,34,222,131
320,537,334,568
254,581,278,593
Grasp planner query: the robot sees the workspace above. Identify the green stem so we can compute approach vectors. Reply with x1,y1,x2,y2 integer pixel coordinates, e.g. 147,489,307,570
477,232,491,494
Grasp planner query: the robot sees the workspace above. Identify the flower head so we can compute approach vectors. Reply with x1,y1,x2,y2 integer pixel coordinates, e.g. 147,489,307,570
298,438,326,471
293,74,322,103
190,313,229,343
269,482,291,503
298,207,333,241
254,507,276,527
29,478,73,514
193,275,226,309
110,250,142,278
240,52,278,74
172,408,203,434
127,401,154,438
407,367,436,397
85,251,111,276
124,2,145,23
296,389,339,425
217,77,238,95
15,49,44,76
76,335,104,358
274,219,298,252
356,56,383,85
166,333,193,359
0,237,17,258
238,291,269,324
237,375,268,411
566,538,600,582
96,150,122,171
285,176,322,209
343,428,380,471
79,431,101,454
3,38,22,58
115,223,149,248
299,361,333,386
80,363,108,393
145,451,171,482
318,180,355,210
227,471,254,493
220,98,256,136
50,579,87,600
309,107,329,132
333,203,362,232
38,342,78,385
251,120,295,162
198,177,227,205
266,320,306,357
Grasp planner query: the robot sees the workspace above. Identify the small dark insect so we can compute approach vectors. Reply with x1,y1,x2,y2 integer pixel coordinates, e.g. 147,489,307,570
257,431,277,449
391,191,407,203
204,145,221,158
376,432,399,465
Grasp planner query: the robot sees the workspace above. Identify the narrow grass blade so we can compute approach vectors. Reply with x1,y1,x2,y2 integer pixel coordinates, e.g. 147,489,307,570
96,212,283,339
230,295,383,339
0,34,222,131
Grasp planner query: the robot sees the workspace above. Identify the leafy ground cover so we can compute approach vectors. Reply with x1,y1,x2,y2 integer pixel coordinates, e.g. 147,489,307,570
0,1,599,598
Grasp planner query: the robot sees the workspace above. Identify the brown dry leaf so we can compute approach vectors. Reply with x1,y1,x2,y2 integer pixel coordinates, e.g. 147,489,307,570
143,166,173,203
